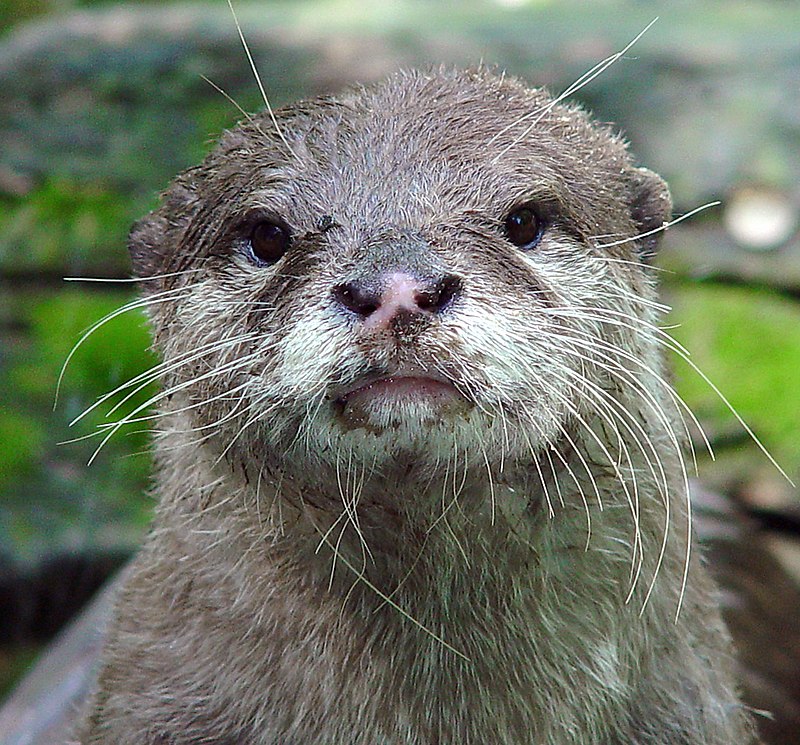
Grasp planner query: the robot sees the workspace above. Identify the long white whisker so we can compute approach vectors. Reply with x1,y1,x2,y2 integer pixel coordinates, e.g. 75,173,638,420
70,332,261,427
307,515,470,663
55,285,193,408
593,202,720,250
491,18,658,160
200,74,271,143
226,0,296,158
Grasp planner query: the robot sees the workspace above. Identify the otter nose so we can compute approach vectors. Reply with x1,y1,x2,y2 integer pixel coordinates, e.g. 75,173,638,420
333,272,461,330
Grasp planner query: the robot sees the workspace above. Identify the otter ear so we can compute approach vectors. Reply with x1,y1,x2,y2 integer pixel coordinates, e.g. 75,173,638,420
128,181,197,283
628,167,672,260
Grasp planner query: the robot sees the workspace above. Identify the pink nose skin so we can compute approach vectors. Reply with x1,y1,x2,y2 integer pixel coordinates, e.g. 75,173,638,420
333,271,461,332
363,273,428,331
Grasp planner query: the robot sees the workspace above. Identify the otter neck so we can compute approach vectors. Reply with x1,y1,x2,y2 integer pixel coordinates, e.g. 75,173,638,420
154,406,681,617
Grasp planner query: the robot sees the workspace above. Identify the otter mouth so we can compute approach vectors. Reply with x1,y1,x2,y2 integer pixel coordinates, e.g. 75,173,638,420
332,370,471,432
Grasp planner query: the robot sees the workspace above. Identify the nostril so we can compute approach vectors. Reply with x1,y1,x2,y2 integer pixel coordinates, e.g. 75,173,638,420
414,274,462,313
334,272,462,324
333,282,381,317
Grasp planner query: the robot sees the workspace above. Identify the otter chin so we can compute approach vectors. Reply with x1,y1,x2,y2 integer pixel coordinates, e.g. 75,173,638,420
335,373,470,431
76,67,759,744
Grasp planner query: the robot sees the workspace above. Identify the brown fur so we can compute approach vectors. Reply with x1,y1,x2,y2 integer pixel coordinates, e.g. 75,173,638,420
76,68,756,744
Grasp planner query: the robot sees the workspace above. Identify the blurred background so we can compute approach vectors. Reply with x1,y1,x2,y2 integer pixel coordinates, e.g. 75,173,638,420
1,0,799,700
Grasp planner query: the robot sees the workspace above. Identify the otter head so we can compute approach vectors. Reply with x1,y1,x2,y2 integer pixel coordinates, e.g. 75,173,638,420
128,68,671,490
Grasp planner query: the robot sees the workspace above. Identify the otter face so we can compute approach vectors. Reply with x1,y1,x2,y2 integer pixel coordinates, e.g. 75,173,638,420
129,68,671,481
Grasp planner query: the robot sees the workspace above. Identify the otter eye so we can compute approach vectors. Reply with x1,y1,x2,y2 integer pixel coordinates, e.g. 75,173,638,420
249,221,290,264
504,206,542,249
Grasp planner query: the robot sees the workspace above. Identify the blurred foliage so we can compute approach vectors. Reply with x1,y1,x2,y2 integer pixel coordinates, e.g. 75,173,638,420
0,180,145,274
0,0,52,33
0,0,172,35
668,283,800,475
0,7,305,195
0,646,39,699
0,290,156,566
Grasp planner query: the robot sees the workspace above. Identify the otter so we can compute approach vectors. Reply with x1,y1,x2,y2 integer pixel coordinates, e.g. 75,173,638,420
75,68,758,744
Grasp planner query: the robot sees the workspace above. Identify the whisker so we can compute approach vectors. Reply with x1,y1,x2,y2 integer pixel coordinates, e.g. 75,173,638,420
70,332,261,428
55,285,194,409
307,514,470,663
491,18,658,161
226,0,296,158
592,201,720,250
63,267,202,284
200,74,272,144
661,327,794,486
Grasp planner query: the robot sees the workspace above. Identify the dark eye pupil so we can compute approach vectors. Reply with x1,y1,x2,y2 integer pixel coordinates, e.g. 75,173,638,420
250,221,290,263
505,207,541,248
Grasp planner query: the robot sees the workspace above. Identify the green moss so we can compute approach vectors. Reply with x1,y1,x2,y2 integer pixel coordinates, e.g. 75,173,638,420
0,411,46,490
1,289,157,563
0,0,51,34
666,283,800,476
1,0,175,35
0,646,40,698
0,181,143,275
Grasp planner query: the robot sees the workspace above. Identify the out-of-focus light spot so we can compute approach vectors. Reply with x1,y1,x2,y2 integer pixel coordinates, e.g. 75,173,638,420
724,186,798,252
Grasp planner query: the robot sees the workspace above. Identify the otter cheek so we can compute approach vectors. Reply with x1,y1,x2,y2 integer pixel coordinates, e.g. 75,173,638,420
276,314,346,392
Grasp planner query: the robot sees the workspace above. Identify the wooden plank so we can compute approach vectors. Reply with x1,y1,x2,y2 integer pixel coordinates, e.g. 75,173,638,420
0,575,120,745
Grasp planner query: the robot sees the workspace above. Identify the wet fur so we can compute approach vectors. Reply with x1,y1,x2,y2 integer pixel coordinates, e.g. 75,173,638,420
76,68,756,743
